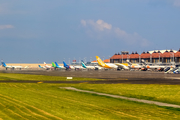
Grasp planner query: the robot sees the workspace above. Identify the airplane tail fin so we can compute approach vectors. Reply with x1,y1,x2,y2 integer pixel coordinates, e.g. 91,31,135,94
52,62,56,67
38,65,42,68
44,62,47,66
55,62,59,67
1,62,6,67
126,60,132,66
81,61,86,68
63,61,67,67
63,61,69,69
141,59,147,66
96,56,106,67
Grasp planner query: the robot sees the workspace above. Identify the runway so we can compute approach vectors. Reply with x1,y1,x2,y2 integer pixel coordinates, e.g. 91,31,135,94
0,69,180,84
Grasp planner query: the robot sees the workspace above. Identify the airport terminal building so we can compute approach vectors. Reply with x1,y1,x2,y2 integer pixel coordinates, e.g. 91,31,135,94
110,49,180,65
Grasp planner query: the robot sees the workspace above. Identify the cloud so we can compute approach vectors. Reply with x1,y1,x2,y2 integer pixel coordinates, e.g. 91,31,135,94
0,25,14,30
81,20,86,26
81,19,112,31
81,19,150,47
173,0,180,7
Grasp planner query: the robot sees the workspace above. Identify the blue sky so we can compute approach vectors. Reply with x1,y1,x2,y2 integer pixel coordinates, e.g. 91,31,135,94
0,0,180,63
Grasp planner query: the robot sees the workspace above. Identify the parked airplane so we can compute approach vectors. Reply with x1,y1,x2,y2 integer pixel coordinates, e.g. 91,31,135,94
81,61,95,70
63,61,75,70
126,60,141,69
96,56,129,70
55,62,65,69
81,61,103,70
38,65,44,68
38,64,50,70
44,62,53,69
52,62,61,70
74,65,84,70
141,60,166,71
1,62,23,70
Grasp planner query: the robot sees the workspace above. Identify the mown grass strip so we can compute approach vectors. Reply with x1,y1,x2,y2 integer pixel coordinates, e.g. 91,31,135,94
1,83,180,119
0,93,63,120
0,73,102,81
0,96,47,120
69,84,180,106
60,87,180,109
25,87,141,119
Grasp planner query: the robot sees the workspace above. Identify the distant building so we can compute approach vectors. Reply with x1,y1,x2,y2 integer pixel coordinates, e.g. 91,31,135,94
103,59,110,63
110,49,180,64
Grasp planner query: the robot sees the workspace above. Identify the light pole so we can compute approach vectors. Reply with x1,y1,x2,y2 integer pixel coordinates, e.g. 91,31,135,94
90,57,92,63
122,54,123,63
84,57,86,64
139,55,141,64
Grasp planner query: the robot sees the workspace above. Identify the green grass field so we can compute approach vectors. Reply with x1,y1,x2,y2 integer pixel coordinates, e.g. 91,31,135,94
0,73,180,119
0,73,101,81
70,84,180,106
0,83,180,120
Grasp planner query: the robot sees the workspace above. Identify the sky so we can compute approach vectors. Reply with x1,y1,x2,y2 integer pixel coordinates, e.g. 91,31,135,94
0,0,180,63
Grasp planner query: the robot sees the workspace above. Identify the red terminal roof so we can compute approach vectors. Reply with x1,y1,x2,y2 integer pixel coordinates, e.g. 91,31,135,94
161,51,174,58
175,49,180,57
129,53,139,59
110,55,130,59
104,59,110,63
110,54,121,59
110,49,180,60
110,53,137,59
140,52,151,59
151,51,162,58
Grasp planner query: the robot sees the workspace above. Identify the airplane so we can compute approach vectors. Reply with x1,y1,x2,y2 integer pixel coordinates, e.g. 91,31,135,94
39,62,55,70
81,61,96,70
39,62,65,70
63,61,75,70
44,62,53,69
81,60,103,70
63,61,85,70
1,62,23,70
55,62,65,69
141,59,167,71
126,60,141,69
38,65,44,68
38,64,50,70
52,62,58,70
96,56,129,70
74,65,84,70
